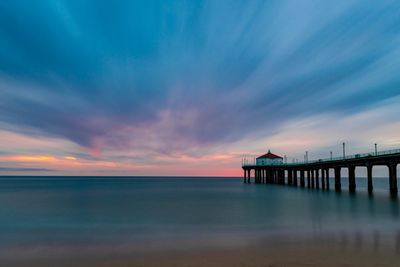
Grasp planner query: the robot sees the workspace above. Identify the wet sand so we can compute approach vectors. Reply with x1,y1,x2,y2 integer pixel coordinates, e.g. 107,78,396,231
104,248,399,267
3,244,399,267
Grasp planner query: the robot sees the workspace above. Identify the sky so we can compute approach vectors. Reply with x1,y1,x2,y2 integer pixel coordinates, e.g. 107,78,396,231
1,0,400,176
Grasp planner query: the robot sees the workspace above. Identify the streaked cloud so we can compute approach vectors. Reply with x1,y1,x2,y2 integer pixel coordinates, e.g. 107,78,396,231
0,167,55,172
0,0,399,175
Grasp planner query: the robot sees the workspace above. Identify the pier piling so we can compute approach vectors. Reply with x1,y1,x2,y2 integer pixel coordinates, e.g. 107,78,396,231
334,167,341,192
348,165,356,193
325,169,330,190
288,170,293,185
367,164,373,193
311,170,315,188
389,162,398,195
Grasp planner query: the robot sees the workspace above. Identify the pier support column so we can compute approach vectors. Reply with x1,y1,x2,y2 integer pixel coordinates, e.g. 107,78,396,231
279,170,282,184
321,168,326,190
282,170,285,184
325,169,330,190
311,169,315,188
315,169,320,189
263,169,265,184
293,170,298,186
276,169,280,184
307,170,311,188
288,169,293,185
348,165,356,193
269,169,272,184
389,162,398,196
243,169,247,183
367,164,373,194
268,169,273,184
271,169,275,184
276,170,279,184
276,169,279,184
278,170,283,184
300,170,305,187
247,169,251,184
261,169,264,184
260,169,263,184
335,167,341,192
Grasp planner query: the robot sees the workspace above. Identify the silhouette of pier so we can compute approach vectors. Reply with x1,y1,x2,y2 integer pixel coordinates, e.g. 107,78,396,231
242,148,400,196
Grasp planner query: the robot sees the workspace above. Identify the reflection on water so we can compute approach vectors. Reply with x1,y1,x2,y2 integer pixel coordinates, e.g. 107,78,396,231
308,227,399,253
0,177,399,258
397,231,400,252
302,228,400,253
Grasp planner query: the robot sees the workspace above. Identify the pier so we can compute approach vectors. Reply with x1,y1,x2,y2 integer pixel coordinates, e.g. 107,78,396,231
242,149,400,196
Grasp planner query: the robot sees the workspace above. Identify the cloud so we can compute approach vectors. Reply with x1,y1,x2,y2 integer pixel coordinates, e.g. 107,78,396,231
0,0,399,175
0,167,55,172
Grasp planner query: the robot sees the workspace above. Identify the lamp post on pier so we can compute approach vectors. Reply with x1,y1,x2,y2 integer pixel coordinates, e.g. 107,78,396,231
342,142,346,159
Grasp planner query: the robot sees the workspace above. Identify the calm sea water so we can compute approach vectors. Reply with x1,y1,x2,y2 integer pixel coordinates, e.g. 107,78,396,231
0,176,399,261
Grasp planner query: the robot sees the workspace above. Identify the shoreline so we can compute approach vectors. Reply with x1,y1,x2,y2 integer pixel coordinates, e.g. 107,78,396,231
2,226,400,266
2,242,399,267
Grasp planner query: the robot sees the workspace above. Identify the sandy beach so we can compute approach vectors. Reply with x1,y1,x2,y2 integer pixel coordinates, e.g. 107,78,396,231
101,247,400,267
4,244,399,267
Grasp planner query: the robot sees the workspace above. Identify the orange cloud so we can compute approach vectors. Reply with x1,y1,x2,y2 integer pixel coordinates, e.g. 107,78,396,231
2,155,57,162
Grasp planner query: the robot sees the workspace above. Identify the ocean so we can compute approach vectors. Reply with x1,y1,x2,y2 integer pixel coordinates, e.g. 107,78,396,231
0,176,399,265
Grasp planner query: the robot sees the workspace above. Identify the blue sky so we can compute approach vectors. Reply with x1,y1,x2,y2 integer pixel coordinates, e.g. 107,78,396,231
0,0,400,175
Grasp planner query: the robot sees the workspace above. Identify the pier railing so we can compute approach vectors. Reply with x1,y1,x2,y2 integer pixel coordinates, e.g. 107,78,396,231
242,148,400,167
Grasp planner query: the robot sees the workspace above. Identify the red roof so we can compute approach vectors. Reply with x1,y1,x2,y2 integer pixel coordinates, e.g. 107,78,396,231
257,150,283,159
